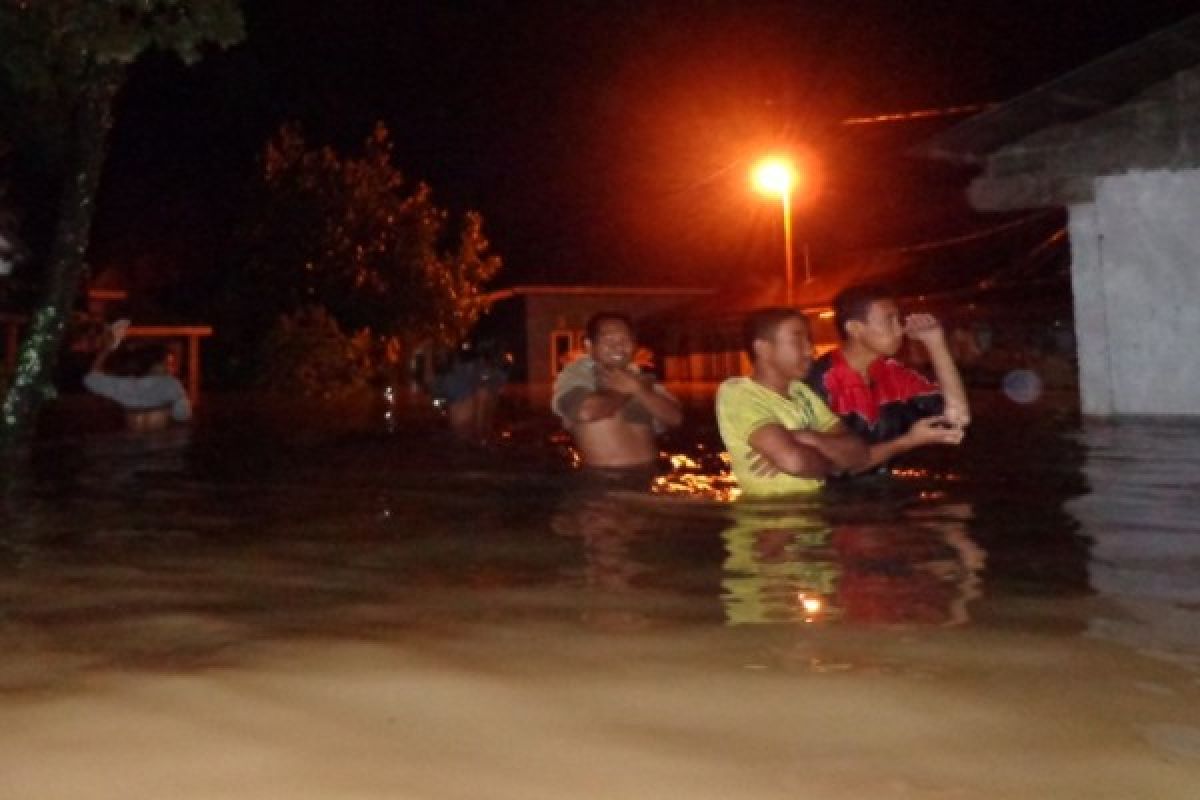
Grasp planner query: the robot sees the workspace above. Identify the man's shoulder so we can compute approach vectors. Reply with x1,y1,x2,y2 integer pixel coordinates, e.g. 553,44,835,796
554,356,594,384
552,357,595,396
789,380,825,403
716,376,755,400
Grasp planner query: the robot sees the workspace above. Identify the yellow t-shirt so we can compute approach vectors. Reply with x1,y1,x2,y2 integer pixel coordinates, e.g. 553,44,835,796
716,376,841,496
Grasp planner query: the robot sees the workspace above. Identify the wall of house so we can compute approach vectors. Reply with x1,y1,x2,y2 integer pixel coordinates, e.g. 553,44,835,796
1068,168,1200,414
522,292,709,388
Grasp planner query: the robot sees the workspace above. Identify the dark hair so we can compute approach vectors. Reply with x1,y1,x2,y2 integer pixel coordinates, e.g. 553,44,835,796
832,283,893,340
128,343,170,375
742,307,806,360
585,311,635,342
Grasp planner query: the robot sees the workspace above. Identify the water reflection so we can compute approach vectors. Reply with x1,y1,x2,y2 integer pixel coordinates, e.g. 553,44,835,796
552,492,655,630
722,502,985,626
1069,419,1200,662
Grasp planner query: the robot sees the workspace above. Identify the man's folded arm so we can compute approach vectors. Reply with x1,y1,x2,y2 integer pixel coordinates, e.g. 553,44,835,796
634,381,682,428
556,387,628,424
792,423,869,473
748,423,832,478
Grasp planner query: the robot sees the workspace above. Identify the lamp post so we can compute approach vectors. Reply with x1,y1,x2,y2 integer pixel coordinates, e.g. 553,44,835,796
752,156,799,305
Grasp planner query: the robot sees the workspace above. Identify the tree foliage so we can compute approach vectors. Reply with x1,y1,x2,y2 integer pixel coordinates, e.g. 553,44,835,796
0,0,243,451
232,123,502,355
0,0,243,161
257,306,375,399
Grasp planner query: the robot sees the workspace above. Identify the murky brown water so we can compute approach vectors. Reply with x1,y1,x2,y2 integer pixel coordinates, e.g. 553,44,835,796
1,397,1198,798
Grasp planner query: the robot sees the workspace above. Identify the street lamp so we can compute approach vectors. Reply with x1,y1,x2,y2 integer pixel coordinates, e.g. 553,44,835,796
752,156,800,305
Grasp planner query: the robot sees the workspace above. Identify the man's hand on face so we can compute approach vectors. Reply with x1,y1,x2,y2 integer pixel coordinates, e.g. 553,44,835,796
596,363,645,395
903,313,946,347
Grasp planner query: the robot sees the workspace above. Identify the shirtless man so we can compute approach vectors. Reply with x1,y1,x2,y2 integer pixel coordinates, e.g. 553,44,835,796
552,312,682,480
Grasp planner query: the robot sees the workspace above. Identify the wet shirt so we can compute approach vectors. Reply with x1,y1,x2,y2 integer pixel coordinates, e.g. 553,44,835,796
716,377,840,496
551,356,674,432
805,349,942,444
83,372,191,421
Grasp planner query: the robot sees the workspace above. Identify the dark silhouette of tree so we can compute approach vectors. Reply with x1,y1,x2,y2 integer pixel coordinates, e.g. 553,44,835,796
224,122,502,383
0,0,243,452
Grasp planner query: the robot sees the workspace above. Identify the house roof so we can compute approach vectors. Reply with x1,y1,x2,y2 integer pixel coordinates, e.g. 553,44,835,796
917,13,1200,164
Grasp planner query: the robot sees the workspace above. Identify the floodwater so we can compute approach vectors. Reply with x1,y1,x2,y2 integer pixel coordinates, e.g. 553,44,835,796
1,393,1199,799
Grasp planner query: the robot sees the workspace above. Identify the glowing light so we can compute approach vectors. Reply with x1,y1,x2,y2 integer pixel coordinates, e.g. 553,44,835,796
751,157,797,197
799,594,823,614
651,449,742,501
890,467,930,479
669,453,700,470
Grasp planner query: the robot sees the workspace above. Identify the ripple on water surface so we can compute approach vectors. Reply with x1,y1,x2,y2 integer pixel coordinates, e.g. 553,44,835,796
1,413,1199,797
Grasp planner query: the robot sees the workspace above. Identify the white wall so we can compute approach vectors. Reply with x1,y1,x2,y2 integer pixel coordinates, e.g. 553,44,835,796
1068,169,1200,415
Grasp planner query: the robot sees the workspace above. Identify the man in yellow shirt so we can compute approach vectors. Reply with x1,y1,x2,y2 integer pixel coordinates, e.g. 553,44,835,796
717,308,867,496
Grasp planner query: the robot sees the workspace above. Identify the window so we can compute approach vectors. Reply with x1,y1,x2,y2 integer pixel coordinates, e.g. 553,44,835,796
550,330,576,375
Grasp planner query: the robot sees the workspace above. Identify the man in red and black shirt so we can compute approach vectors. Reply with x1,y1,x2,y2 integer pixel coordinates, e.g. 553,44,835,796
805,284,971,471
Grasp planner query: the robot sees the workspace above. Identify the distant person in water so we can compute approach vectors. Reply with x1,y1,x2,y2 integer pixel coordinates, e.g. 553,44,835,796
552,312,682,484
433,339,508,445
805,284,969,471
83,320,191,432
716,307,867,496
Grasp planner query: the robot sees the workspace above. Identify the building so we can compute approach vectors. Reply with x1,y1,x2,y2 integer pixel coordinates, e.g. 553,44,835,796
1,282,213,403
919,13,1200,415
479,285,714,387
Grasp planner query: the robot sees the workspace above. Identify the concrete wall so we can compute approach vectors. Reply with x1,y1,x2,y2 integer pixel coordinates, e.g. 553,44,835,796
1068,169,1200,414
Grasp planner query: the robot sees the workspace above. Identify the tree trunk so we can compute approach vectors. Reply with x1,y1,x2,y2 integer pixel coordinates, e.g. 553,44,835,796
0,68,123,455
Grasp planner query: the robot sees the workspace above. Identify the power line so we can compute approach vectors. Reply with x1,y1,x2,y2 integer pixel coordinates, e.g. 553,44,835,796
841,103,997,126
878,210,1059,256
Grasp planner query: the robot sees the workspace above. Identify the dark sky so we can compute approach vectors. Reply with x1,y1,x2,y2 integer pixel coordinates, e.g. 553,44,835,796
90,0,1198,302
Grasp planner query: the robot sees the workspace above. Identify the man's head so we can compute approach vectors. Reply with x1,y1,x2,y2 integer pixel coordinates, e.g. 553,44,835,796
129,343,172,376
584,312,636,368
833,284,903,357
742,307,813,378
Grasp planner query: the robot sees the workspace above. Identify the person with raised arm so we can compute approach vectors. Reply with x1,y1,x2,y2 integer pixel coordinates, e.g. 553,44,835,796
83,320,191,432
805,284,970,472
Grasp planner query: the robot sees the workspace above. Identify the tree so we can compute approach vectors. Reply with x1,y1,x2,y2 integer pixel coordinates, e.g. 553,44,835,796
257,306,375,400
0,0,243,452
0,167,26,281
226,122,502,383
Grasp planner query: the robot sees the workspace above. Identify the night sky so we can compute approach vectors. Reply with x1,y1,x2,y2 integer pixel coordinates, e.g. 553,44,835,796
87,0,1197,309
